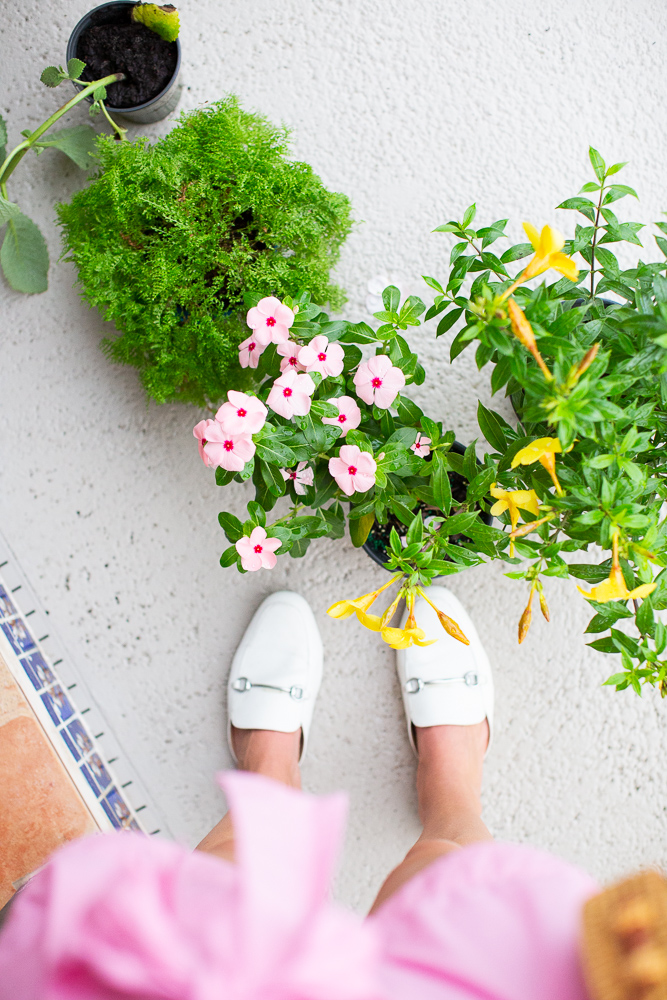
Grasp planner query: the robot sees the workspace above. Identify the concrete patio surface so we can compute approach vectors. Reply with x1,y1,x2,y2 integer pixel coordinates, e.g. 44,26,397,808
2,0,667,912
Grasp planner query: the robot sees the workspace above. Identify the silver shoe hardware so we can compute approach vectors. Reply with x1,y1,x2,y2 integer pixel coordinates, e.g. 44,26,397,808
405,671,479,694
231,677,304,700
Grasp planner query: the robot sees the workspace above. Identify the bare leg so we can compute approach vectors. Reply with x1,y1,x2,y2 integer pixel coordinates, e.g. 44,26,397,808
369,719,491,913
195,726,301,863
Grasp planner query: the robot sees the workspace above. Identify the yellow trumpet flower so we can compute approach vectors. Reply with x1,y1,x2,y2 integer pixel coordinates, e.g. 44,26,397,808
522,223,579,282
380,591,439,650
327,573,402,622
518,586,534,643
511,438,564,495
417,587,469,645
577,535,656,604
507,299,552,380
489,485,540,556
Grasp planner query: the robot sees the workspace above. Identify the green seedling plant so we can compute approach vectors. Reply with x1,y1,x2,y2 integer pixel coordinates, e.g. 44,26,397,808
0,59,126,294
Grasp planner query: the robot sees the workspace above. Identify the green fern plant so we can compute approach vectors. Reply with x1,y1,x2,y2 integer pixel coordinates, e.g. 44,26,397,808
57,97,353,406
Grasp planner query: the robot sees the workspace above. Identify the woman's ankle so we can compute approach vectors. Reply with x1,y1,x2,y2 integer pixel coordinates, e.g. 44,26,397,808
415,721,489,837
231,726,301,788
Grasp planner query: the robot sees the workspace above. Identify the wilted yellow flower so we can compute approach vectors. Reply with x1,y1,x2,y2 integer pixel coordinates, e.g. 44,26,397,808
522,223,579,282
507,299,552,380
490,485,540,556
577,536,656,604
511,438,564,495
518,588,534,643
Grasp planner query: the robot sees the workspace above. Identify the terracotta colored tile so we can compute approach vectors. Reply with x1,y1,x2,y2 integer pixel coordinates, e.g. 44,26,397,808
0,715,97,908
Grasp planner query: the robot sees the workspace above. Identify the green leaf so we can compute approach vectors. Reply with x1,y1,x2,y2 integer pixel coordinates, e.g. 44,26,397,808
567,563,609,583
246,500,266,527
260,460,286,497
255,438,297,466
131,2,180,42
339,321,377,344
34,125,97,170
406,511,423,546
220,545,239,568
477,401,508,453
602,184,638,205
556,197,596,222
431,451,452,515
66,58,86,80
350,510,375,547
462,203,477,228
587,637,620,654
1,213,48,293
395,396,423,425
218,511,243,542
399,295,425,326
382,284,401,314
40,65,64,88
289,537,311,558
588,146,606,182
436,307,464,337
0,196,21,225
92,85,107,102
606,162,627,176
500,243,533,263
215,467,235,487
466,466,496,503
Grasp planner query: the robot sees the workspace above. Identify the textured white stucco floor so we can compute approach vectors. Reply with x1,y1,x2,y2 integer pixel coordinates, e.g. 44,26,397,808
2,0,667,913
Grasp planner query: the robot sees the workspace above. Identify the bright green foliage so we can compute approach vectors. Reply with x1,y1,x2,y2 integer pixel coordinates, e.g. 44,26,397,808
57,98,353,406
425,146,667,698
131,3,180,42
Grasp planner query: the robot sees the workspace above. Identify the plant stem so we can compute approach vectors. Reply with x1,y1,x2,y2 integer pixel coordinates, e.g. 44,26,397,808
99,99,127,141
589,181,606,298
0,73,125,186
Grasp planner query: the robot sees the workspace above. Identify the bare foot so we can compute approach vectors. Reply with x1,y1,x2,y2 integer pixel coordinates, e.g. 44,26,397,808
230,725,302,789
415,720,489,837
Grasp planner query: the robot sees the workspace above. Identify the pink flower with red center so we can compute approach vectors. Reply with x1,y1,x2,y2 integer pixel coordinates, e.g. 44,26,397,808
277,341,306,374
193,420,255,472
193,419,219,467
411,433,432,458
353,354,405,408
215,390,268,436
328,444,377,497
246,296,294,346
238,335,266,369
235,526,282,571
267,369,316,419
298,335,345,378
321,396,362,437
280,461,314,495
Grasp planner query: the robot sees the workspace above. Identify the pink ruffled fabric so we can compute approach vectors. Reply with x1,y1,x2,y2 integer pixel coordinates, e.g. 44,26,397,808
0,772,598,1000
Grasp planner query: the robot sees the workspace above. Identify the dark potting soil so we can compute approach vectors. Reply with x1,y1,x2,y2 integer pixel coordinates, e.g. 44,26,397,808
78,23,177,108
364,469,484,562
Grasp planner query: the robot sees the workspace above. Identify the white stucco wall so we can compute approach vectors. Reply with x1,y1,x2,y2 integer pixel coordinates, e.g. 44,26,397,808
2,0,667,912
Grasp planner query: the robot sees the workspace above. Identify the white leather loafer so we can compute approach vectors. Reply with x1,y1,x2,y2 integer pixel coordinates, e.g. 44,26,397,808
227,590,323,763
396,585,493,756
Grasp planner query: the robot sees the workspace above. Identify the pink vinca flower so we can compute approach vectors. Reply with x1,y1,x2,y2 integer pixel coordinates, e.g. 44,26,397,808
277,341,305,374
197,422,255,472
216,391,268,435
298,335,345,378
354,354,405,409
235,526,282,571
328,444,377,497
411,433,432,458
246,296,294,346
238,334,266,369
193,419,219,468
321,396,362,437
281,461,314,495
267,369,316,419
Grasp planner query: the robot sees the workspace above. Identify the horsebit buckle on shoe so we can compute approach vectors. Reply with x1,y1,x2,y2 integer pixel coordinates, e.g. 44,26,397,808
404,671,479,694
232,677,305,700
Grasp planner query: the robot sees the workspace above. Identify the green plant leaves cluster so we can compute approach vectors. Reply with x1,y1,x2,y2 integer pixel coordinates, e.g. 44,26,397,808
425,146,667,697
57,97,353,406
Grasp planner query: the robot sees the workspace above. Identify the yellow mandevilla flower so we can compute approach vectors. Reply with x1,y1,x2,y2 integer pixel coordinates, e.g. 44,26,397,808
577,534,656,604
511,437,565,495
489,485,540,556
380,591,438,650
522,223,579,282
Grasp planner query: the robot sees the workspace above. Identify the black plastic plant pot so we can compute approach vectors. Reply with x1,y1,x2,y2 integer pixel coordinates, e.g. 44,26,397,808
362,440,494,570
66,1,182,124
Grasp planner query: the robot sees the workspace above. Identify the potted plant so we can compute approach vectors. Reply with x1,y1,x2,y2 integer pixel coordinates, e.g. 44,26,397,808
66,1,182,125
57,97,353,407
0,60,126,293
194,288,507,651
420,146,667,697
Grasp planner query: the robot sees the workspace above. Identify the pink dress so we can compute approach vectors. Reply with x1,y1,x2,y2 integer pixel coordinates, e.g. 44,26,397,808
0,771,597,1000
